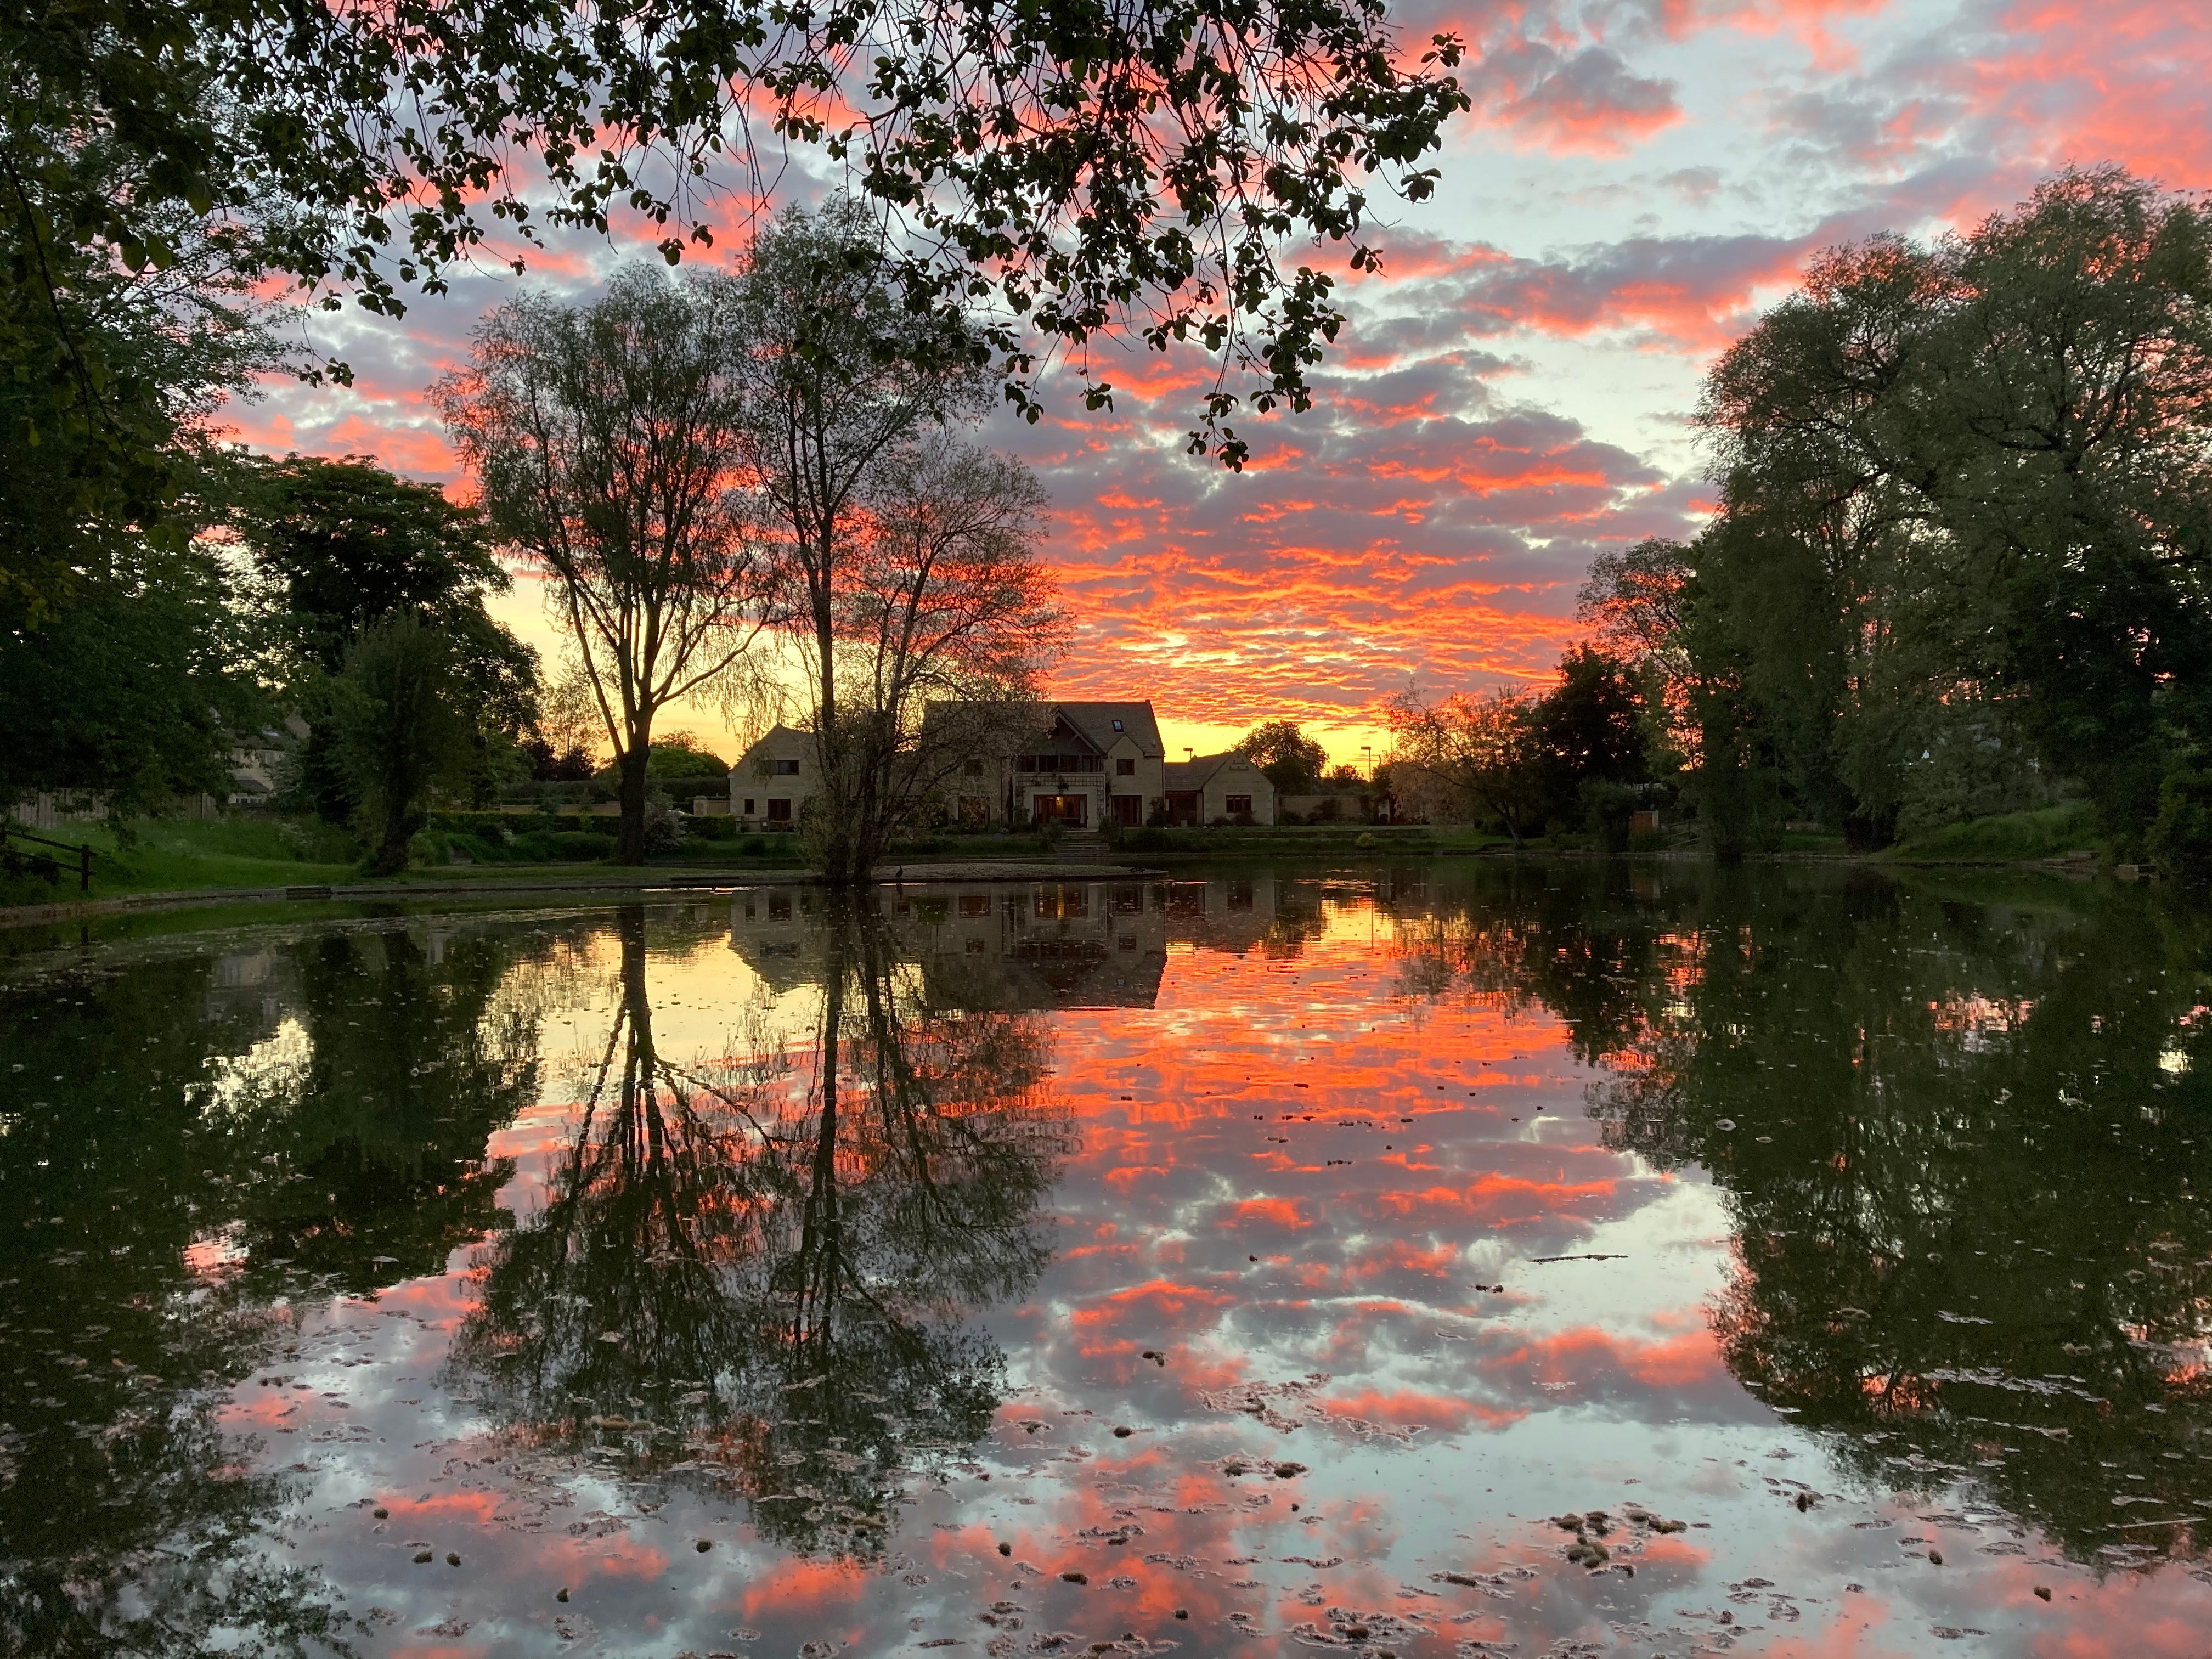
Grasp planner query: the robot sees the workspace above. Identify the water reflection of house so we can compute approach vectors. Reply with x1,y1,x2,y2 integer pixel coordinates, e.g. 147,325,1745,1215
895,882,1169,1009
723,874,1326,1008
724,882,1169,1009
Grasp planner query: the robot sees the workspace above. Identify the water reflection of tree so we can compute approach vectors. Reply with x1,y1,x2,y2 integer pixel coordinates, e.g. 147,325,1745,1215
1396,866,2212,1567
452,902,1065,1559
0,922,545,1656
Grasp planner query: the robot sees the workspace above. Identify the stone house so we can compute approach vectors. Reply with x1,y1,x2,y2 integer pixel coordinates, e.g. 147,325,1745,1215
726,724,816,829
727,701,1291,831
1161,751,1277,826
930,701,1167,830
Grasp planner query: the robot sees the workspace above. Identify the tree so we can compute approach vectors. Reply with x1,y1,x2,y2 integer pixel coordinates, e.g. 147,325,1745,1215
1577,538,1692,663
1234,720,1328,794
0,539,259,815
1385,686,1544,845
732,205,1064,882
0,130,281,814
1693,167,2212,851
642,735,728,782
0,80,291,621
237,456,516,676
831,438,1068,870
3,0,1468,477
325,615,481,874
524,667,603,781
1527,645,1647,831
235,454,539,826
437,266,770,864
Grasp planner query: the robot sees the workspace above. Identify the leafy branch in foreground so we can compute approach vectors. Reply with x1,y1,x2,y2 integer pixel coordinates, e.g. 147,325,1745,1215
5,0,1468,470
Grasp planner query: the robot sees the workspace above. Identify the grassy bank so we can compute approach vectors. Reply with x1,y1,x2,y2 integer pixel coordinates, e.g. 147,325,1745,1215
0,812,1075,913
2,816,361,906
1883,802,2101,864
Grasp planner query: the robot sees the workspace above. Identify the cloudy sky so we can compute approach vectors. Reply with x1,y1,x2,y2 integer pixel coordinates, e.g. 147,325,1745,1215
230,0,2209,767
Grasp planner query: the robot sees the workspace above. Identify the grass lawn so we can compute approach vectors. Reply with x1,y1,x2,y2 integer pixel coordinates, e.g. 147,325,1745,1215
2,816,361,906
1883,802,2101,863
0,812,1050,913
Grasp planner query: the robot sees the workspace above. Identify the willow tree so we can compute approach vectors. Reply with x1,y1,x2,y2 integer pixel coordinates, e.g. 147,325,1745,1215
1692,167,2212,854
437,267,769,864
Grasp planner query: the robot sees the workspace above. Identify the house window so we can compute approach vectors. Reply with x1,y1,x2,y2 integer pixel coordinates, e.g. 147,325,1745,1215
1115,757,1135,776
767,798,792,821
1226,794,1252,816
742,798,756,815
774,758,800,775
1111,719,1123,731
959,893,992,917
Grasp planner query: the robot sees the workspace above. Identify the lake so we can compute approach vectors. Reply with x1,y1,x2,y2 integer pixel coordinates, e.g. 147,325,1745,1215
2,862,2208,1658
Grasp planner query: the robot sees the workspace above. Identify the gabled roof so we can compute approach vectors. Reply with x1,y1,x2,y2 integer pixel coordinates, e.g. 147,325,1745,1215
730,723,809,775
919,699,1164,757
1162,751,1268,792
1049,702,1163,757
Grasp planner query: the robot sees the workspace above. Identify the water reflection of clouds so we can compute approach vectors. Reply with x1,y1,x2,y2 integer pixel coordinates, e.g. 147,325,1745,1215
10,869,2212,1658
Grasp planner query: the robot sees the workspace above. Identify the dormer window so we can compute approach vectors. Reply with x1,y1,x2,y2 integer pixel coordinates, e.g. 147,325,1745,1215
1111,719,1123,731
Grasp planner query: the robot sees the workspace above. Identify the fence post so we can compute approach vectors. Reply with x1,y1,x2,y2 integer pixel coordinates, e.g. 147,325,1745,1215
79,843,91,891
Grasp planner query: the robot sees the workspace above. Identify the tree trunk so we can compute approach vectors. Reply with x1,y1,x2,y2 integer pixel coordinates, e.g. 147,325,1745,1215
812,599,862,884
370,802,417,876
616,746,651,864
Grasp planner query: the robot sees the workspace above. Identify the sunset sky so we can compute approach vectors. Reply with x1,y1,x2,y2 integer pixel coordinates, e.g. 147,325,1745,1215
229,0,2210,769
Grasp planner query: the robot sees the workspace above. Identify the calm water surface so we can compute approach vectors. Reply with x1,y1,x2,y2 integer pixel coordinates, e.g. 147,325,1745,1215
3,864,2210,1659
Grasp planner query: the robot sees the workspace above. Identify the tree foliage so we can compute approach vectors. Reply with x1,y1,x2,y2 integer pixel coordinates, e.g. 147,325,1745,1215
0,539,259,814
438,265,769,864
4,0,1469,472
731,205,1065,882
0,121,284,811
1677,167,2212,858
1234,719,1327,794
1386,685,1546,844
234,454,539,842
1387,647,1649,844
327,614,479,874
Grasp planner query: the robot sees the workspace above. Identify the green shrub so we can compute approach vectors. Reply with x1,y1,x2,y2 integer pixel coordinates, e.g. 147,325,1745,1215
686,813,736,841
503,829,615,862
2148,766,2212,889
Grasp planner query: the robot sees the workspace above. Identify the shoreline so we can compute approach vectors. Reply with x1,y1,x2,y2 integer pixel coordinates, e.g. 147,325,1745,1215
1,842,2156,930
0,858,1152,928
